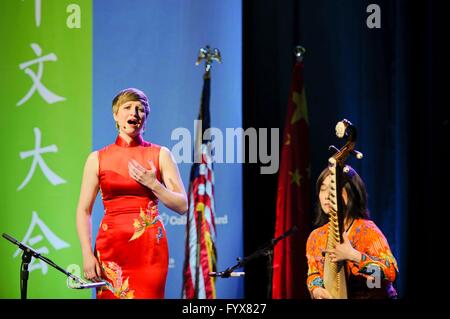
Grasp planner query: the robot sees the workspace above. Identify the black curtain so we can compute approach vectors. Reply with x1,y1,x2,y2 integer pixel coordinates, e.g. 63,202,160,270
243,0,448,299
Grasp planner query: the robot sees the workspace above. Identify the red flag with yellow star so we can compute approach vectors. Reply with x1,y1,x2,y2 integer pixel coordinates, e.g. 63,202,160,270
272,60,311,299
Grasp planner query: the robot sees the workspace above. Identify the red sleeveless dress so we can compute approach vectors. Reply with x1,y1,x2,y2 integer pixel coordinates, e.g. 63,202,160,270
95,135,168,299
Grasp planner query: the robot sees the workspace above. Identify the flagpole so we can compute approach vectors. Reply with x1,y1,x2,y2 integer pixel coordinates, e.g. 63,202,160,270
295,45,306,62
193,45,221,299
195,45,222,74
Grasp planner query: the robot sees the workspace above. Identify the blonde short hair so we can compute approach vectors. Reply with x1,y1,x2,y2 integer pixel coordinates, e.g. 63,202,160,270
112,88,150,117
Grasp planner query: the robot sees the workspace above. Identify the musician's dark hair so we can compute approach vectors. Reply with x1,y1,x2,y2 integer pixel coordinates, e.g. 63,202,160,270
314,165,370,226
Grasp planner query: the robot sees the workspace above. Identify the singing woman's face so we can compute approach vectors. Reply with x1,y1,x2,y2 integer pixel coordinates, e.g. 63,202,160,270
114,101,146,137
319,174,348,215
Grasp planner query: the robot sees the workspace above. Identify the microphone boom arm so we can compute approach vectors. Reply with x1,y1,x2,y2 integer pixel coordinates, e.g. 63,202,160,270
209,225,298,278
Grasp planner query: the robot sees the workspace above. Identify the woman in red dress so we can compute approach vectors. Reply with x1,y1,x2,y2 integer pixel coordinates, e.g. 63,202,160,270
76,88,188,299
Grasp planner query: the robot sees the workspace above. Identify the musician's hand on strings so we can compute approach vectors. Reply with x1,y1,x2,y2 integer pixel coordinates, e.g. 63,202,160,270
312,287,332,299
323,232,362,263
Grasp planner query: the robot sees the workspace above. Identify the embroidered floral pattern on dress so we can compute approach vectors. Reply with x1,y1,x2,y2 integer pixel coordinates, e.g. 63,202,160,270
129,203,162,242
156,227,163,244
97,252,135,299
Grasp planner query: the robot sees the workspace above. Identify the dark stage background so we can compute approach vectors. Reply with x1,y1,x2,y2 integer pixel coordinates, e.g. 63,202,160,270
242,0,448,299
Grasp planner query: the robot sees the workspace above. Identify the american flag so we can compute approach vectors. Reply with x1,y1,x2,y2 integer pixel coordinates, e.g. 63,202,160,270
182,72,217,299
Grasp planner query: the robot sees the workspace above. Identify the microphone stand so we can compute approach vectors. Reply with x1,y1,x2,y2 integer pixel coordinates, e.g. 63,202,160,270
20,247,32,300
209,225,297,298
2,233,104,299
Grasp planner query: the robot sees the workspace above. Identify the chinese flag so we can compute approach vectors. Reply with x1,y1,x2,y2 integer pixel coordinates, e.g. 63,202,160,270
272,60,311,299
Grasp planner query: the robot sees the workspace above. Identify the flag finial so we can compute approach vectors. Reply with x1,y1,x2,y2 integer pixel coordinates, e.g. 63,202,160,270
295,45,306,62
196,45,222,73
